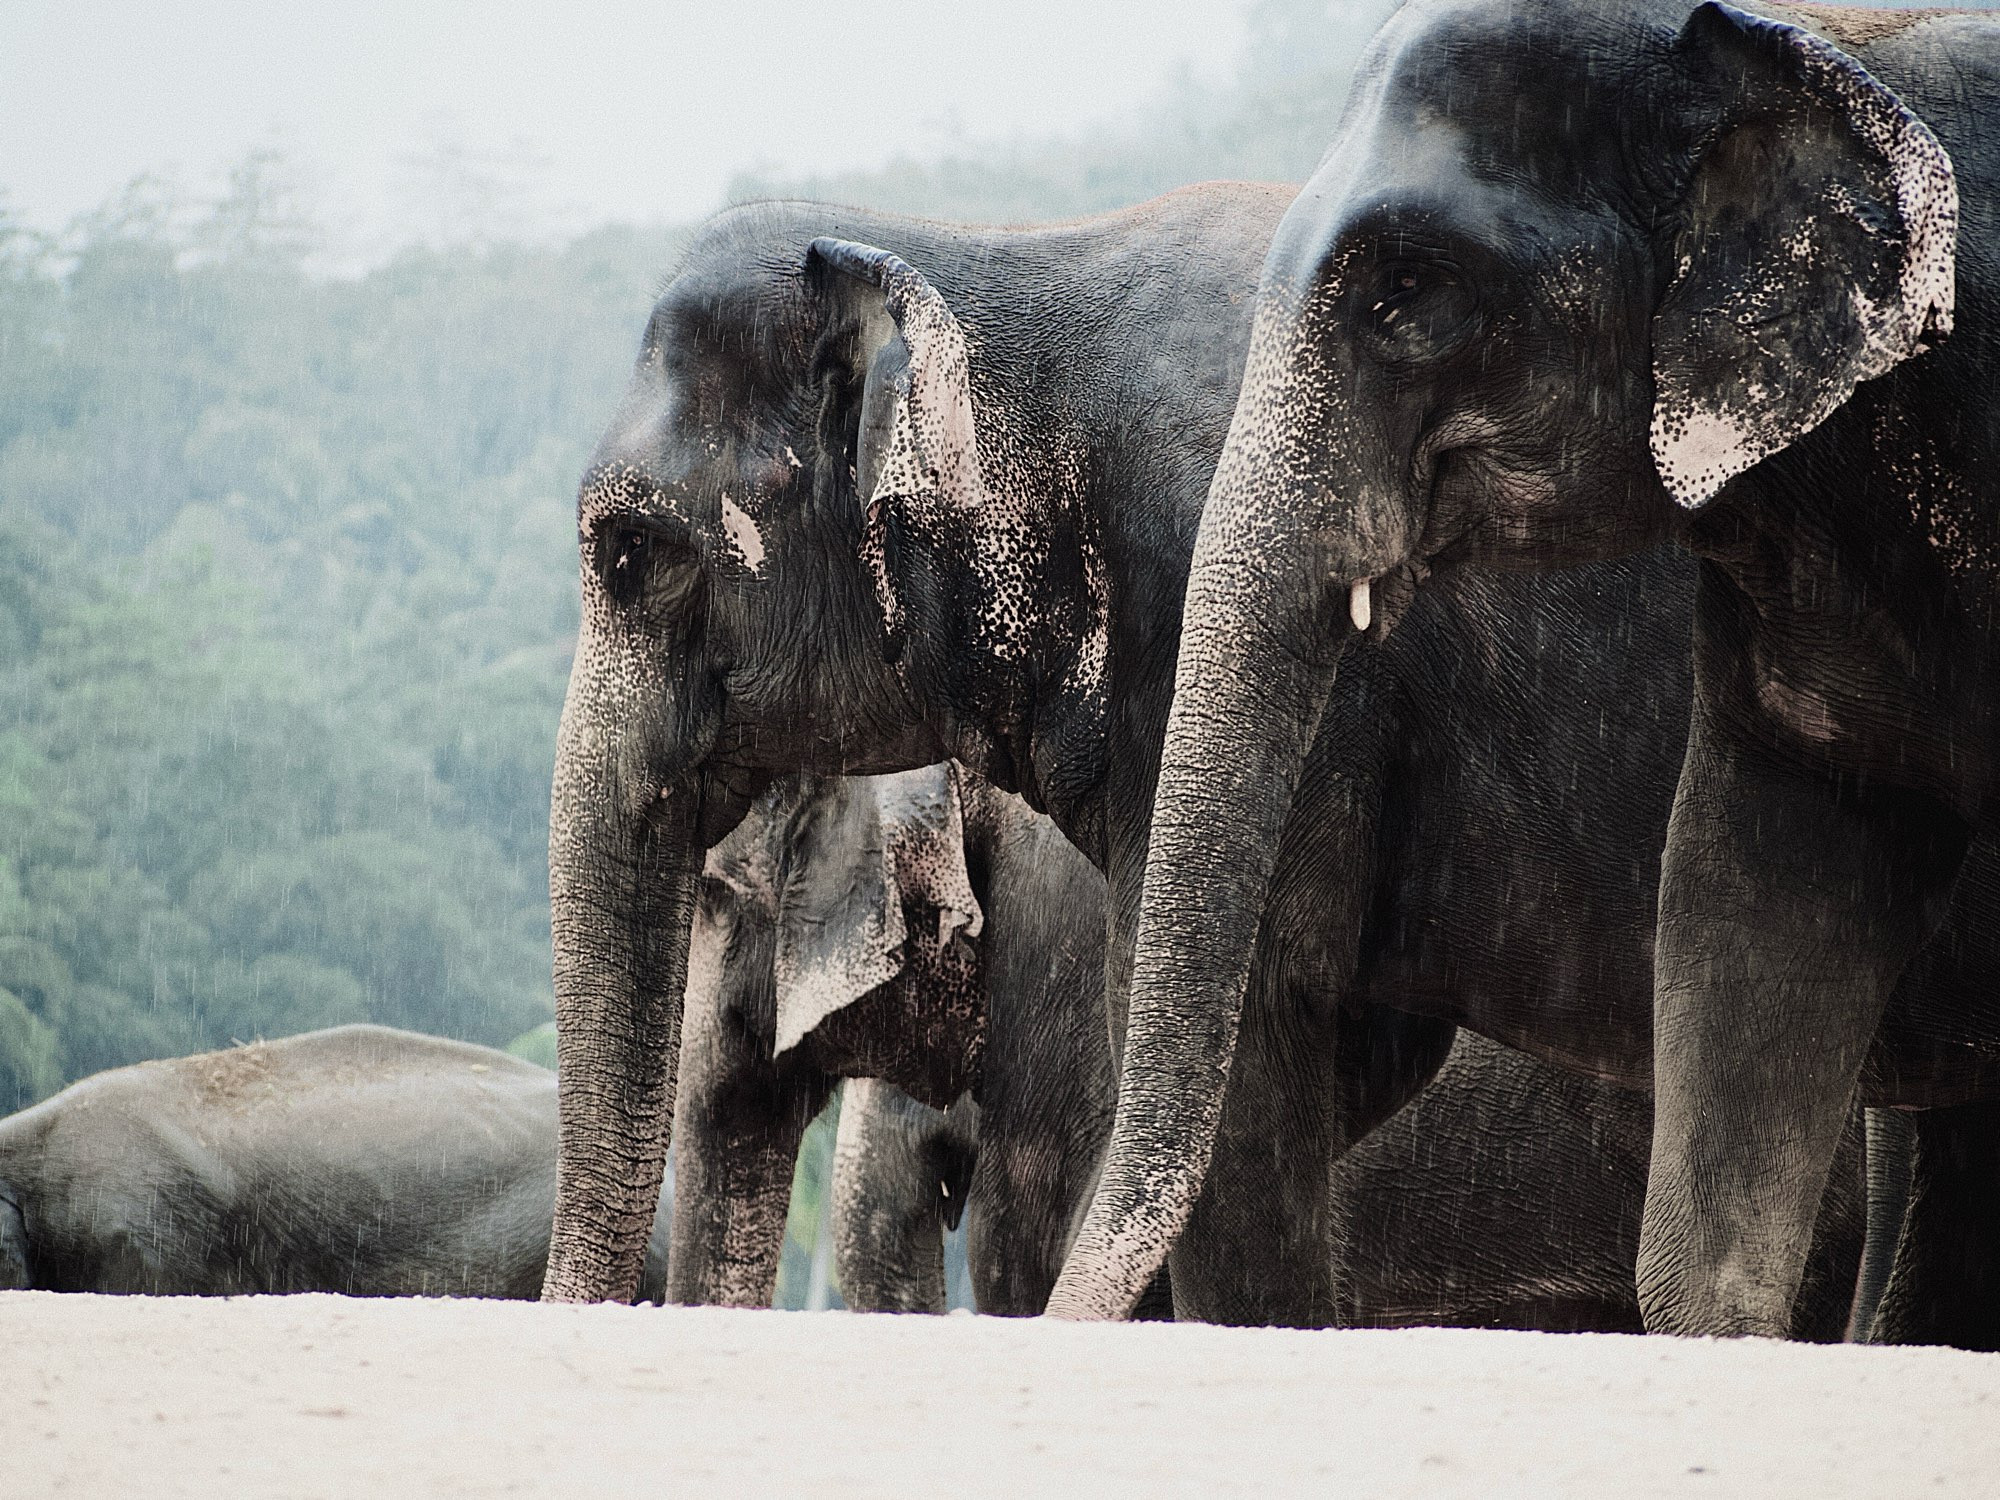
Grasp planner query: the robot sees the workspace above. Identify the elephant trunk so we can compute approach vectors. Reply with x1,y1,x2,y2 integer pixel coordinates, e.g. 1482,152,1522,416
542,655,702,1304
1046,583,1340,1316
1047,312,1402,1319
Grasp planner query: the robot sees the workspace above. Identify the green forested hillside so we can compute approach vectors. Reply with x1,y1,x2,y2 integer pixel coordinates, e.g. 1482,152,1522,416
0,179,676,1105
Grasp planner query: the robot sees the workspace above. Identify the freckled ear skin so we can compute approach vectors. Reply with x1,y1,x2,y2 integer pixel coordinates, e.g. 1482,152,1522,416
805,238,983,679
770,768,983,1060
1651,1,1957,509
0,1183,30,1289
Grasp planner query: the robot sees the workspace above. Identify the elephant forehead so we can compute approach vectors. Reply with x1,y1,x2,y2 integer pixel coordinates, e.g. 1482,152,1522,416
869,763,956,817
1359,0,1668,209
578,461,681,528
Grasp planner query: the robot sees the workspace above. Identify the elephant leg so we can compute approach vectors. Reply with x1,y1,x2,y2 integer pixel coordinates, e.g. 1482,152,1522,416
1169,981,1455,1328
1789,1106,1868,1343
965,1082,1145,1319
1869,1101,2000,1350
668,992,830,1308
0,1190,28,1289
961,1091,1176,1318
1640,715,1962,1338
830,1080,974,1314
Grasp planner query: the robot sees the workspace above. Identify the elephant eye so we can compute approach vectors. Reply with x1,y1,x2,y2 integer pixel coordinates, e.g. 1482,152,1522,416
1361,259,1479,364
1379,264,1427,309
596,520,697,609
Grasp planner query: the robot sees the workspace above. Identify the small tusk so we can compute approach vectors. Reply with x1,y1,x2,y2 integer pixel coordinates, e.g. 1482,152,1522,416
1349,577,1373,633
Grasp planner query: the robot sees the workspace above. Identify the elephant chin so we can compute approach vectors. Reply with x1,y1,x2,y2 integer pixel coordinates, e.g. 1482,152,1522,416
544,774,703,1305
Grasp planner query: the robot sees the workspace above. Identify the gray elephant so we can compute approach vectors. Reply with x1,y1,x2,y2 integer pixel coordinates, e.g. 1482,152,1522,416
1055,0,2000,1341
670,763,1131,1316
679,764,1861,1330
0,1024,668,1298
541,183,1862,1327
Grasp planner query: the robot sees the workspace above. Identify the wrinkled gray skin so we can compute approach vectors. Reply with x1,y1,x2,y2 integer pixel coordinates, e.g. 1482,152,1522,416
669,763,1126,1316
1329,1036,1866,1334
0,1025,668,1298
545,183,1848,1326
830,1078,980,1313
1060,0,2000,1338
841,998,1866,1334
675,764,1861,1329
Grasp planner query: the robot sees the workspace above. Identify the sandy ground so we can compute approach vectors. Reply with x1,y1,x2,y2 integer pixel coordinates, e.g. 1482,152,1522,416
7,1293,2000,1498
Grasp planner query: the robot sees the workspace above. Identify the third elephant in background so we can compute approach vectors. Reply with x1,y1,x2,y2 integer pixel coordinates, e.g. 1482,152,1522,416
670,763,1118,1317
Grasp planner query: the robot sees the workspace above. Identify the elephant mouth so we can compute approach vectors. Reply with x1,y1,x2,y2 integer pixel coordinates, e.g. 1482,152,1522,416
1351,559,1428,642
1408,406,1560,560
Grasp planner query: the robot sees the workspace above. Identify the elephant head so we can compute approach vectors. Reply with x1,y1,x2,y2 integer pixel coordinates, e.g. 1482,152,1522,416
1050,0,1957,1318
700,765,987,1105
545,204,1074,1300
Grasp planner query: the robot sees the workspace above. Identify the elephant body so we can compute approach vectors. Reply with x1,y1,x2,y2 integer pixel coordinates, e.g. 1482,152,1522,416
861,1034,1865,1336
1063,0,2000,1339
0,1024,668,1299
549,182,1862,1326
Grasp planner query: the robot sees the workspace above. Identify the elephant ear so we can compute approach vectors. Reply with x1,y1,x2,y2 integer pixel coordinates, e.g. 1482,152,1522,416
770,767,983,1058
701,794,779,914
805,238,995,661
1650,1,1956,509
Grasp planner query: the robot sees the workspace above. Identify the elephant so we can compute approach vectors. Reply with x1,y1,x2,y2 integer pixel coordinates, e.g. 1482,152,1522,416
679,764,1862,1331
0,1024,669,1298
542,183,1860,1327
670,761,1134,1317
1052,0,2000,1341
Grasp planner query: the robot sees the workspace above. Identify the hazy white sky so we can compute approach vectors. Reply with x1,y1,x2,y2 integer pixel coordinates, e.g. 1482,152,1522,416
3,0,1250,256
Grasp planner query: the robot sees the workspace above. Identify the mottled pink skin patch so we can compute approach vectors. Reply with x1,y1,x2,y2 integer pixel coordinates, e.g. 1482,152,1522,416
1651,9,1957,508
719,493,764,574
